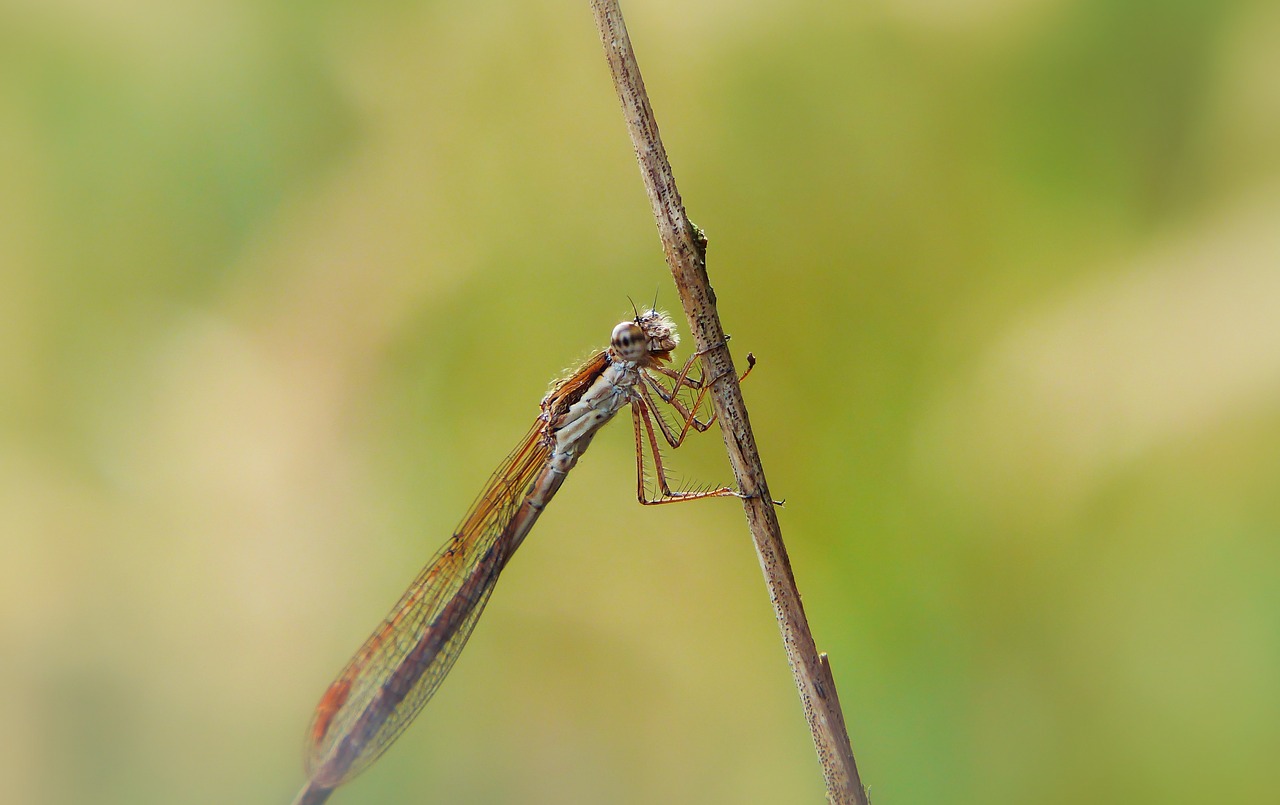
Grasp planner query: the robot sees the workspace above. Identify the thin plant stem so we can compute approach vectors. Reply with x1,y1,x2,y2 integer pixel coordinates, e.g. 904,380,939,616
588,3,870,803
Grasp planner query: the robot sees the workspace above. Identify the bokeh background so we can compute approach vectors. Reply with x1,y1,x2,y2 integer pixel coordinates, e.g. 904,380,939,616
3,0,1279,803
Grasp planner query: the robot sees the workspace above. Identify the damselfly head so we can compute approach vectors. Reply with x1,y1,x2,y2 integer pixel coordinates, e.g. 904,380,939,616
610,321,648,363
610,309,679,365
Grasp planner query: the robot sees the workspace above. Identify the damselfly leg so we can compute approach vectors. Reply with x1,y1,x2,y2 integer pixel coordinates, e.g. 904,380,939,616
643,352,757,448
631,348,757,505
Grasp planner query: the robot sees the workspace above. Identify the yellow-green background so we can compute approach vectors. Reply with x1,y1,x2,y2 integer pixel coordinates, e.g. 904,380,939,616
3,1,1278,803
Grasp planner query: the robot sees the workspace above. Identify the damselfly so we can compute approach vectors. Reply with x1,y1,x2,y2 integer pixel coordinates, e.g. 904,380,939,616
293,309,754,804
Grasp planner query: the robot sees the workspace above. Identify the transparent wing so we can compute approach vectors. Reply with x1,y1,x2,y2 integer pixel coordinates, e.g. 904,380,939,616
303,422,550,787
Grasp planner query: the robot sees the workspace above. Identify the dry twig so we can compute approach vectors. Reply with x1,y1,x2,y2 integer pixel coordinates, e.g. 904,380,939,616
589,3,869,802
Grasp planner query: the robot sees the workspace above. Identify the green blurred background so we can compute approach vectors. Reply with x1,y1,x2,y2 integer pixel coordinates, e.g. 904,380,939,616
3,0,1279,803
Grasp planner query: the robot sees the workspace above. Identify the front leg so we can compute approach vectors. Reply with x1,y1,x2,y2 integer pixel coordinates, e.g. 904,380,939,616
644,354,757,448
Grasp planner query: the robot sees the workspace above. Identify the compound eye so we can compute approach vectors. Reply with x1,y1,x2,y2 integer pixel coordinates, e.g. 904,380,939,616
611,321,646,358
